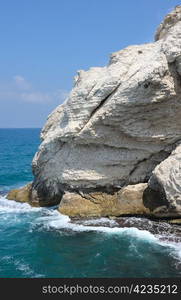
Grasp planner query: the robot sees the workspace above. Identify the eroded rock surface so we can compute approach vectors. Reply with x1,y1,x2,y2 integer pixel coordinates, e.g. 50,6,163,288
144,144,181,217
59,183,149,217
7,184,32,204
8,7,181,218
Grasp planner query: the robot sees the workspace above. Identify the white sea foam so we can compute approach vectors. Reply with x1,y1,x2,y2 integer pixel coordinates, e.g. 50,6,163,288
0,196,42,213
35,210,157,242
82,218,117,226
1,195,181,264
33,209,181,264
157,239,181,260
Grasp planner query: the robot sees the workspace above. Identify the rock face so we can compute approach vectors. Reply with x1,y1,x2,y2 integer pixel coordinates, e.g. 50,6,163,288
144,144,181,217
7,184,32,204
59,183,149,217
155,6,181,41
11,7,181,218
7,183,61,207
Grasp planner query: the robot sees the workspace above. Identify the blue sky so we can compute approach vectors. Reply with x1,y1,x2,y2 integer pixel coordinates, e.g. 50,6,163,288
0,0,179,128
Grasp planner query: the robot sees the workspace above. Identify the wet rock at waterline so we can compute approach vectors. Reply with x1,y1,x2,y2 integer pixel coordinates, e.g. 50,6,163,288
7,184,32,204
7,183,61,207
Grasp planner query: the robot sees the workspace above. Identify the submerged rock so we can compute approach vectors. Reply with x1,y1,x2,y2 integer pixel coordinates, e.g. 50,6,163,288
7,7,181,218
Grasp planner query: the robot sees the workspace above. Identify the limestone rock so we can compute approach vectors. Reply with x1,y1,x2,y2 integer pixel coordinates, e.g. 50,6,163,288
7,183,61,207
155,6,181,41
7,183,32,204
59,183,150,217
29,7,181,216
144,144,181,217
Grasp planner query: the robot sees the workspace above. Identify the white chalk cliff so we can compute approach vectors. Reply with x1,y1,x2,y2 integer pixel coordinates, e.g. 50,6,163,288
11,7,181,217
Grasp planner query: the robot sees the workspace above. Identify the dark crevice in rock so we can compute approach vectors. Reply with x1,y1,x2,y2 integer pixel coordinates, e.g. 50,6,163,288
127,139,181,186
89,84,122,119
77,191,101,204
31,180,64,206
70,185,122,195
143,184,169,212
78,83,122,134
167,61,181,93
78,68,142,135
126,152,168,186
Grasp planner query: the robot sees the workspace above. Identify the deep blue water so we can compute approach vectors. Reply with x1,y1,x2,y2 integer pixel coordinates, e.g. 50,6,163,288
0,128,181,278
0,128,40,191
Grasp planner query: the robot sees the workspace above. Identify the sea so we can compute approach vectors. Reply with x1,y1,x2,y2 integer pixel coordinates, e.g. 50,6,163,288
0,128,180,278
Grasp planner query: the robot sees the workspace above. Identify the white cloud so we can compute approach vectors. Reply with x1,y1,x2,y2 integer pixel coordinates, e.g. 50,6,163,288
0,75,68,104
13,75,31,90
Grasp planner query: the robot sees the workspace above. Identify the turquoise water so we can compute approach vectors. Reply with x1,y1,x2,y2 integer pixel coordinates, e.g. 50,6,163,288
0,128,181,278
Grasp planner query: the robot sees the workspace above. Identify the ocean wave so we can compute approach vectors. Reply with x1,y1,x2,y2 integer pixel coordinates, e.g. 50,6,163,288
0,196,42,213
31,209,181,265
34,210,158,241
1,195,181,268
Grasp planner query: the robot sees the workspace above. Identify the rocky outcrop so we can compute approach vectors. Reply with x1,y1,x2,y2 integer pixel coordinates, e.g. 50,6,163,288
7,184,32,204
144,144,181,217
7,7,181,218
155,6,181,41
59,183,149,217
7,183,61,207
